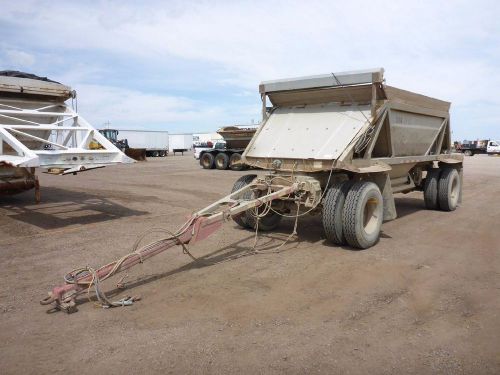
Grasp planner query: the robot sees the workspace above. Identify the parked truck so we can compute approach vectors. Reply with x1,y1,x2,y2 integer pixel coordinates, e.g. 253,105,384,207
457,139,500,156
199,126,257,170
169,133,193,155
114,129,169,157
42,68,465,313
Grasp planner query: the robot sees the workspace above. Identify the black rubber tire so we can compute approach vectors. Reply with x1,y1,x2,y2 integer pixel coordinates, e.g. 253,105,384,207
215,152,229,170
152,151,159,157
424,168,441,210
438,168,461,211
464,150,473,156
342,181,384,249
245,207,282,231
322,180,354,245
229,153,244,171
200,153,215,169
231,174,257,228
159,151,166,157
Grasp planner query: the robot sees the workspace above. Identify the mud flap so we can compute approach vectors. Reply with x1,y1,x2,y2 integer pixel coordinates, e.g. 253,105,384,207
372,172,397,222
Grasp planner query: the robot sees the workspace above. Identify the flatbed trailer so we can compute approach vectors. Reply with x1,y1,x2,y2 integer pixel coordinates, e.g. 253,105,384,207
458,139,500,156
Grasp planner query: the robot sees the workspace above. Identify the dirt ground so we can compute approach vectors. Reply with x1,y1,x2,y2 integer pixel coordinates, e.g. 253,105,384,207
0,154,499,374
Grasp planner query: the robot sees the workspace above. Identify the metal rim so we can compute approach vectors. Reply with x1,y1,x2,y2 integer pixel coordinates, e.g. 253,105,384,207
363,196,381,235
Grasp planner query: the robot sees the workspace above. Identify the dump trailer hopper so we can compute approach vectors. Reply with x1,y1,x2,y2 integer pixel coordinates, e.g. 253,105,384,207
0,71,134,200
41,68,463,313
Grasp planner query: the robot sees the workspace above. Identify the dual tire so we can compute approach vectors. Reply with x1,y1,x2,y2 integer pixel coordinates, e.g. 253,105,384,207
200,153,215,169
230,174,282,231
424,167,461,211
323,181,384,249
201,152,243,170
215,153,229,170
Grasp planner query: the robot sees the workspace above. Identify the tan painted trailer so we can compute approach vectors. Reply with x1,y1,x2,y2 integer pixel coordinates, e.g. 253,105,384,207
42,68,464,313
238,67,463,248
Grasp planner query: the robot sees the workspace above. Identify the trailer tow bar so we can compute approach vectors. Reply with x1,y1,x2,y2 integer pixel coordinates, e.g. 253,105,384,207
40,181,299,313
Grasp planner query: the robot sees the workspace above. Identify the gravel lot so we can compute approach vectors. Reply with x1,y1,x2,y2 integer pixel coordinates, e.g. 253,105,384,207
1,154,499,374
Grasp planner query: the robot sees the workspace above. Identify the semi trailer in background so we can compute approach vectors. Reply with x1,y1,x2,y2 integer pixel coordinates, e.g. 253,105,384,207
114,129,169,157
199,126,258,170
0,71,133,202
169,133,193,155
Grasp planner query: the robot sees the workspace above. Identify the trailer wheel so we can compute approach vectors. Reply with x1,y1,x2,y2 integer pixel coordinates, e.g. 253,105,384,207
231,174,257,228
200,153,215,169
424,168,441,210
438,168,461,211
159,151,166,157
464,150,473,156
215,152,229,170
229,153,243,171
245,207,282,231
322,180,354,245
152,151,159,157
342,181,383,249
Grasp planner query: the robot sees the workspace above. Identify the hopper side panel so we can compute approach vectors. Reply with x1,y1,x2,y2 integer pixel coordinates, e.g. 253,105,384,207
245,103,370,160
389,110,445,156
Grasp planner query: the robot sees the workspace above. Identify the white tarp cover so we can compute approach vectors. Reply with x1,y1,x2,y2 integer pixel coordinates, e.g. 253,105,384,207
245,103,371,160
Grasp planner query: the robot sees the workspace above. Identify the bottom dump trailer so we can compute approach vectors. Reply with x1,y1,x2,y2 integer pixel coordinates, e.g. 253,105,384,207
199,126,257,170
0,71,133,201
41,68,463,313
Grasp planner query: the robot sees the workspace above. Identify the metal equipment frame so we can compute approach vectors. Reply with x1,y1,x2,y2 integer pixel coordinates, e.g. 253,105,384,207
0,100,132,173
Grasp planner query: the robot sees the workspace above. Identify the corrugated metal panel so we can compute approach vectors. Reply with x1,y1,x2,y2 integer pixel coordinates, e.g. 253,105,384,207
245,103,370,160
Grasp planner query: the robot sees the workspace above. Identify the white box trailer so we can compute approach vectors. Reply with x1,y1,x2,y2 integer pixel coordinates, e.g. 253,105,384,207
116,129,169,157
169,133,193,155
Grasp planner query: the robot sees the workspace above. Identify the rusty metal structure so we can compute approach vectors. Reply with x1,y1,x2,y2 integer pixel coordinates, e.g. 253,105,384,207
41,68,464,313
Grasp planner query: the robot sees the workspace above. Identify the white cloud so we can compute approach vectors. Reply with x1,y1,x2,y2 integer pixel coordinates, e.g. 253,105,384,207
73,83,226,131
1,0,499,138
4,49,35,68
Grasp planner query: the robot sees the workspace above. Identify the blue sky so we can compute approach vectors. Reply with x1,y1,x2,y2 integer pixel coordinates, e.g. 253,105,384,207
1,0,499,141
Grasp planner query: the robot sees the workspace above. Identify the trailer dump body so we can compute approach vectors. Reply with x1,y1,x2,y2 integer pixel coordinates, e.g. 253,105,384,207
42,68,464,314
244,68,458,173
199,126,257,170
216,126,257,149
0,71,133,199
